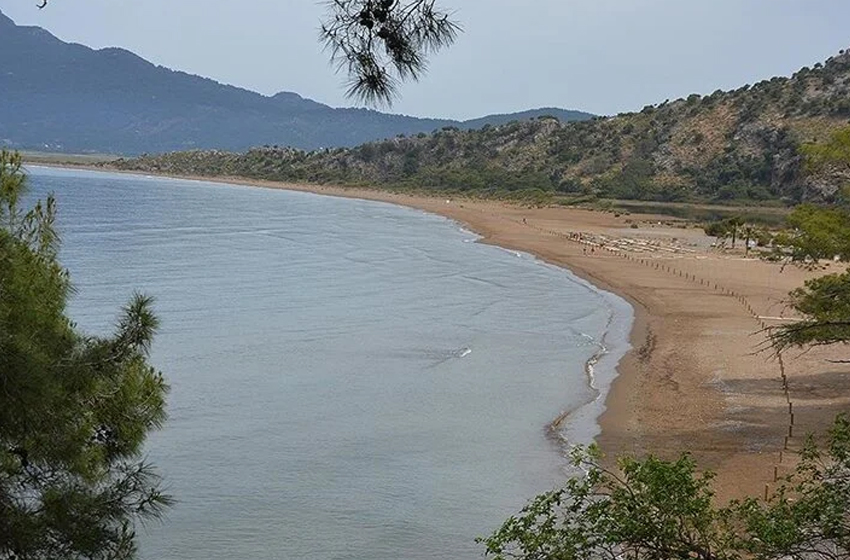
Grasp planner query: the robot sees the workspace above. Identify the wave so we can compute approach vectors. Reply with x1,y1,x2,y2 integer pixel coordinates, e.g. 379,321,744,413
546,277,634,452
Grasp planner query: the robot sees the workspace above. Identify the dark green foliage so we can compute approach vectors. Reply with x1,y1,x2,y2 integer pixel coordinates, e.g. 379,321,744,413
782,204,850,262
595,158,656,200
482,416,850,560
479,446,738,560
411,165,555,194
705,218,737,241
319,1,460,105
703,216,765,251
555,177,584,194
690,128,799,202
0,151,171,559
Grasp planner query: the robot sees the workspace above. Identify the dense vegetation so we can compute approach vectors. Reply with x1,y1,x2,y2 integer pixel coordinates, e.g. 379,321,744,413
116,48,850,205
0,10,591,155
0,152,171,558
481,418,850,560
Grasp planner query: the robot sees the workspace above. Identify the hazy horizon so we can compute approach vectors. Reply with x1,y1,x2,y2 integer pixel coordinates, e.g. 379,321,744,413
1,1,849,120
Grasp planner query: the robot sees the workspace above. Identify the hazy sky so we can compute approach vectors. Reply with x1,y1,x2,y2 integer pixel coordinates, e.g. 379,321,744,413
2,1,849,120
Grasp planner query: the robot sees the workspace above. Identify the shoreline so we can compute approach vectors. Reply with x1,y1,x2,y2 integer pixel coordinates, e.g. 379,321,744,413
27,164,850,500
544,264,634,452
28,164,638,450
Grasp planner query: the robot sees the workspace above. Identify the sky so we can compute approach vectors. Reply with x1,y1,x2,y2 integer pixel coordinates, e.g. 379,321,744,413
1,0,849,120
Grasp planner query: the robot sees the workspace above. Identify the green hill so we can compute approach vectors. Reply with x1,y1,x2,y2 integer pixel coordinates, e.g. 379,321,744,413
114,49,850,204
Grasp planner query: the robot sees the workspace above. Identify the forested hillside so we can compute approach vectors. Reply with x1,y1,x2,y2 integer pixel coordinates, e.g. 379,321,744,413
116,49,850,204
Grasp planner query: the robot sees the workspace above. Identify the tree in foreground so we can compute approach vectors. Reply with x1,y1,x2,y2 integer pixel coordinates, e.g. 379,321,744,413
320,0,460,104
479,445,741,560
481,418,850,560
769,269,850,355
0,151,171,559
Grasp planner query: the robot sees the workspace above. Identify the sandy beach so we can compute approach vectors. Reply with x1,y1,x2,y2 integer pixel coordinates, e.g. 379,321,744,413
33,165,850,500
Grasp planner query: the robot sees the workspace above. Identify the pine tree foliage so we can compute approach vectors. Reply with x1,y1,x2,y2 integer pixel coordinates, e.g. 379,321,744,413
770,270,850,353
0,151,171,559
320,0,460,104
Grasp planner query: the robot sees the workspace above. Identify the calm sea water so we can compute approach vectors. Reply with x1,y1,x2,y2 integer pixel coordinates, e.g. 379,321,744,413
25,166,631,560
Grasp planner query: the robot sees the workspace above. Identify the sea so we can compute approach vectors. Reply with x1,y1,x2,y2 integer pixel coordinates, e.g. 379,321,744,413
24,166,632,560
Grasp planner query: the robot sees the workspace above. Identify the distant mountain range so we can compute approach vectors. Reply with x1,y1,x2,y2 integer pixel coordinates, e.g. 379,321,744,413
0,10,592,155
115,49,850,204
